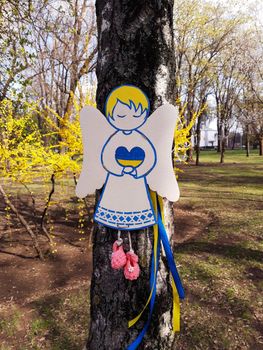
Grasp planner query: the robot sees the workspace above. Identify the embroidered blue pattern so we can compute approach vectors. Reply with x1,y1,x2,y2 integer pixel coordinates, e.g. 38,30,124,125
95,206,156,228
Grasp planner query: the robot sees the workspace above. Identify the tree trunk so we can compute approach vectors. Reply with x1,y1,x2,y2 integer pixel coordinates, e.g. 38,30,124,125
186,92,195,162
259,136,263,156
195,114,202,165
231,130,237,150
220,127,225,164
217,118,221,153
85,1,177,349
246,126,250,157
186,135,194,162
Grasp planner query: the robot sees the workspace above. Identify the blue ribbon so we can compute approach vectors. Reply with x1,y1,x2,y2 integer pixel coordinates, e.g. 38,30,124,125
127,204,184,350
127,231,160,350
157,209,185,299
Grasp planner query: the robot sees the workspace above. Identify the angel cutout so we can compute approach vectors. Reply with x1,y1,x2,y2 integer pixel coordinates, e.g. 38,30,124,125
76,85,180,230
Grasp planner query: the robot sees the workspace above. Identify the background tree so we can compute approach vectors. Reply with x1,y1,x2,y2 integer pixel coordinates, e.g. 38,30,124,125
173,0,243,162
29,1,97,117
28,0,97,147
242,27,263,155
212,29,254,163
239,91,263,157
0,0,34,103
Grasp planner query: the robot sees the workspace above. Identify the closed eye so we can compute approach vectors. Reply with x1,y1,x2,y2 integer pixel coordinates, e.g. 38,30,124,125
117,114,126,118
133,114,142,118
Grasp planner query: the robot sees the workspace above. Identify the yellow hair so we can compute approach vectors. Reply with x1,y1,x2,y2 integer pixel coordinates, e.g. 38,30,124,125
105,85,149,118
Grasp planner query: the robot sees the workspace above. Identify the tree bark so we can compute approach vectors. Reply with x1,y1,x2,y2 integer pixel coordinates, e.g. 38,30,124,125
216,98,221,153
231,130,237,150
220,126,225,164
217,119,222,153
258,135,263,156
195,114,202,165
85,1,177,349
186,133,194,162
246,125,250,157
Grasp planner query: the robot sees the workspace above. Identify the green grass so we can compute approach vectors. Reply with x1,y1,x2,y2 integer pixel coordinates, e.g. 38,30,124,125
174,151,263,349
0,308,23,337
26,289,90,350
0,289,89,350
198,148,262,164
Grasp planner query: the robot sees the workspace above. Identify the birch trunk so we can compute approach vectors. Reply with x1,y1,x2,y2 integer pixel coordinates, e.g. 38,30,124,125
85,1,177,349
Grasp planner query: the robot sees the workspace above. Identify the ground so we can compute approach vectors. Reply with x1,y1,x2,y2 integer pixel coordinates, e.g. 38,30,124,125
0,150,262,350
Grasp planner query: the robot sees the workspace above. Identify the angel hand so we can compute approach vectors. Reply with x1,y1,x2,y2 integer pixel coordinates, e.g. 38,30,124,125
122,166,134,174
130,169,137,178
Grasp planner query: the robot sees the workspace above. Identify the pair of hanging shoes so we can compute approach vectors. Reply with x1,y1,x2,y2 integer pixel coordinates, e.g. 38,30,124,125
111,240,140,280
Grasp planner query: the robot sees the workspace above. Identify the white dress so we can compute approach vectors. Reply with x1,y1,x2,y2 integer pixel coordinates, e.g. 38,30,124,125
94,130,157,230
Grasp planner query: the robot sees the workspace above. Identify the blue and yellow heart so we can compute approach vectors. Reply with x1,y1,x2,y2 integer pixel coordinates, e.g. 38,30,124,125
115,146,145,168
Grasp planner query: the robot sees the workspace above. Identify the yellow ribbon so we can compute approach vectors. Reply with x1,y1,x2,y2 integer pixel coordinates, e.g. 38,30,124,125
157,195,180,332
128,191,180,332
172,279,180,332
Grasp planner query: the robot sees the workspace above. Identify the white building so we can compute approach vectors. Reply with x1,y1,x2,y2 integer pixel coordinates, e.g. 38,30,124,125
193,117,243,149
197,118,218,148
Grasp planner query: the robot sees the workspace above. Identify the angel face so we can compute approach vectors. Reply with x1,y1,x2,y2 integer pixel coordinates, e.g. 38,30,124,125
109,100,148,131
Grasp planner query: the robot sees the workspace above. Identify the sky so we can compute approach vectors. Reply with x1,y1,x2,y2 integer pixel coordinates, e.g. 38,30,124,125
209,0,263,25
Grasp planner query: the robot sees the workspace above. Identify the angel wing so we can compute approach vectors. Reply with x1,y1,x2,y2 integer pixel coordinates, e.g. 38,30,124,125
75,106,114,198
140,103,180,202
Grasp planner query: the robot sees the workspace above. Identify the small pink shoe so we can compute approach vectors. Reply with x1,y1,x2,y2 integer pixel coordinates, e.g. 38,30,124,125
124,251,140,280
111,241,127,269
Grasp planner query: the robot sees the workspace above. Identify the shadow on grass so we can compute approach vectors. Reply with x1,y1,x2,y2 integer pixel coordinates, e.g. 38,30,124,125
29,290,89,350
181,192,263,204
180,285,263,349
179,163,263,188
176,241,263,262
188,286,252,320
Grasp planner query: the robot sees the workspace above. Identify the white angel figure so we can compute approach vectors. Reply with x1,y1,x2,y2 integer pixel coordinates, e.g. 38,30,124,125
76,85,180,230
